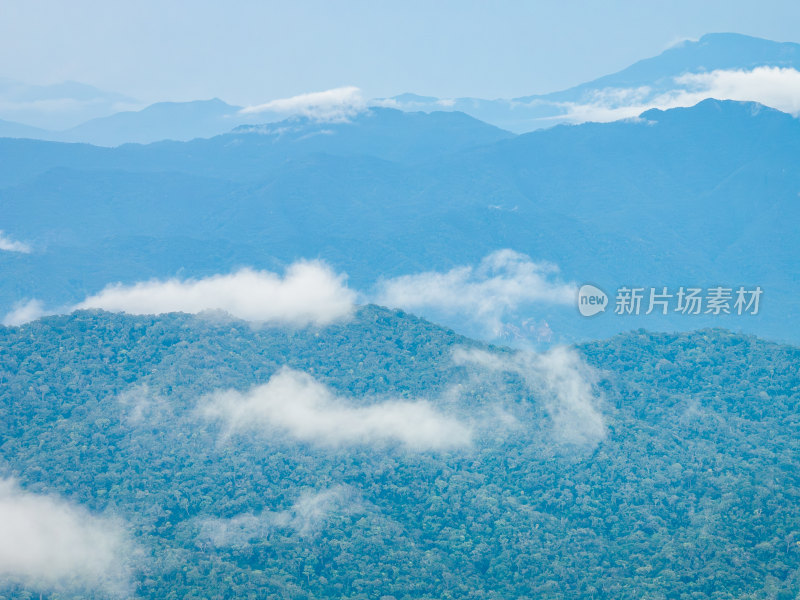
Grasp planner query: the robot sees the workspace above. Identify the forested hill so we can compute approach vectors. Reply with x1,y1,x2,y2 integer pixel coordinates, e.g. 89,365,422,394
1,308,799,599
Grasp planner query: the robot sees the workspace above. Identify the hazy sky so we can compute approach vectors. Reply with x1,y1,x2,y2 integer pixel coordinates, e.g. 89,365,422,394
3,0,800,105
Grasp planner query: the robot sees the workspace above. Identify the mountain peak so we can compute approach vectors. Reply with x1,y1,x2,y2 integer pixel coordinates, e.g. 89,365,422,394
697,31,797,46
640,98,792,122
517,32,800,105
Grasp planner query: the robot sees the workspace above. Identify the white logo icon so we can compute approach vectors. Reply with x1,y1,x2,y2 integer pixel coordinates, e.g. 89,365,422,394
578,284,608,317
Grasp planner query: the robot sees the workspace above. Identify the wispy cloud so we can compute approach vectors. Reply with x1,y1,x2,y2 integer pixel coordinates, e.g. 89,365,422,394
117,384,172,424
558,66,800,123
200,367,472,450
0,231,31,253
453,346,605,446
73,262,355,326
375,250,576,337
2,299,46,326
240,86,366,121
200,486,357,546
0,479,133,596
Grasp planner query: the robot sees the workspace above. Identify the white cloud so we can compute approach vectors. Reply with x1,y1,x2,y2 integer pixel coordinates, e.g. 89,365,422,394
453,346,605,446
552,102,644,124
375,250,576,337
0,230,31,253
74,262,355,326
558,66,800,123
240,86,366,121
662,36,699,50
2,299,46,326
673,66,800,114
3,262,355,327
201,367,472,450
0,479,133,596
200,486,357,546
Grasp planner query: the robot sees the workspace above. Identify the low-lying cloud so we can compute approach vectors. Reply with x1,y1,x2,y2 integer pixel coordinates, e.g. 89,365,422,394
0,230,31,253
241,86,366,121
2,299,46,327
3,261,356,327
117,383,173,424
453,346,605,446
200,367,472,450
200,486,357,546
0,479,133,596
375,250,576,337
74,262,355,326
558,66,800,123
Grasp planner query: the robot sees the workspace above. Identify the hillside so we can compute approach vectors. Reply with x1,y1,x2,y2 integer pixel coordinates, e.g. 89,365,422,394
0,309,798,598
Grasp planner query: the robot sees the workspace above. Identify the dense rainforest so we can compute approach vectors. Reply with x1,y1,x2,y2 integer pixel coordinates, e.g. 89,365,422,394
0,307,798,599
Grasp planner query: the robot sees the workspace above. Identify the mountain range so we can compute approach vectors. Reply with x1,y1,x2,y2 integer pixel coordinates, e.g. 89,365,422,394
387,32,800,131
1,32,798,345
2,33,799,144
0,98,797,343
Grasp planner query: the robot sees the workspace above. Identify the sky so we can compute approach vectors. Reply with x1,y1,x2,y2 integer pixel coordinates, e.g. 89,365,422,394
2,0,800,106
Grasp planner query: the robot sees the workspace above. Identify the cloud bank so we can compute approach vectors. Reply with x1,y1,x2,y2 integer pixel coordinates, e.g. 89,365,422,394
375,250,576,337
0,479,133,596
673,66,800,114
200,486,356,546
0,231,31,253
74,262,355,326
241,86,366,121
453,346,605,446
201,367,472,450
559,66,800,123
3,261,356,327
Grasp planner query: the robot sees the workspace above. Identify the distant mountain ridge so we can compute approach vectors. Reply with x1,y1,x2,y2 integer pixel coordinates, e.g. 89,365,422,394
520,32,800,101
0,98,248,146
0,77,138,130
0,107,513,186
386,32,800,131
1,32,798,143
61,98,243,146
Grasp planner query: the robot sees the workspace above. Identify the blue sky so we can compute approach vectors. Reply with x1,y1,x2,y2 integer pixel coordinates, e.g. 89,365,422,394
2,0,800,105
